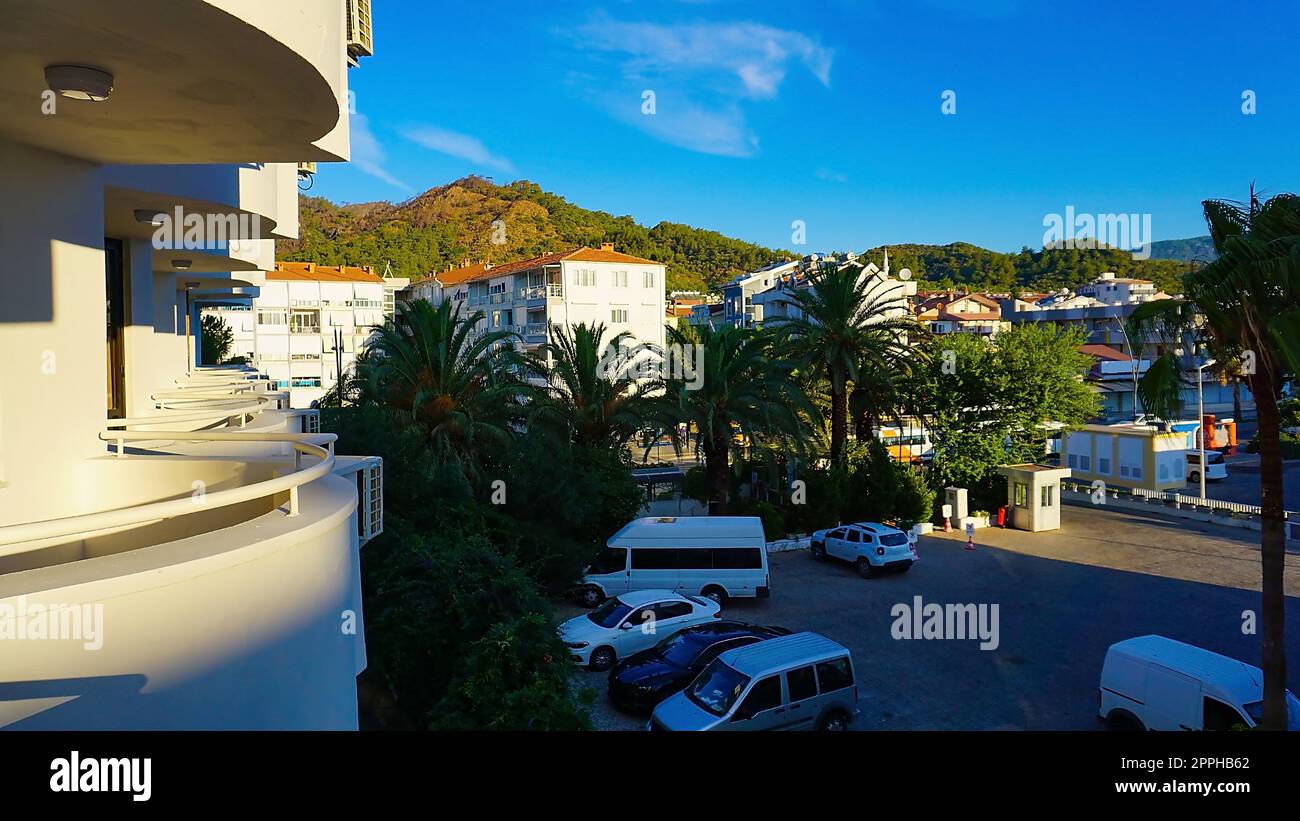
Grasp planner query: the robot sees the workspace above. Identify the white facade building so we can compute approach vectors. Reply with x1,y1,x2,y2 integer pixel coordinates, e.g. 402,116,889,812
0,0,379,730
407,244,667,359
753,251,918,327
205,262,408,407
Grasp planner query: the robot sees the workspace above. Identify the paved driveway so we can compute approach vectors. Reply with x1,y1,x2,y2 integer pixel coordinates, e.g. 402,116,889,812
565,506,1300,730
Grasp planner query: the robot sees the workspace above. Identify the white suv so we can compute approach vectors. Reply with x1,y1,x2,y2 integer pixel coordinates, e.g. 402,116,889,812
557,590,722,671
810,522,915,577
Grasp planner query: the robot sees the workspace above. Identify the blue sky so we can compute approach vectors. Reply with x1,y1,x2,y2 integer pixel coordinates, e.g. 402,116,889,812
326,0,1300,253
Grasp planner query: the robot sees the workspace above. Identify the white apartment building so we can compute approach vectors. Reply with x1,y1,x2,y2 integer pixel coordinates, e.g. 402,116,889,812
719,259,800,328
1076,272,1162,305
407,244,667,359
205,262,408,407
753,251,918,327
0,0,379,729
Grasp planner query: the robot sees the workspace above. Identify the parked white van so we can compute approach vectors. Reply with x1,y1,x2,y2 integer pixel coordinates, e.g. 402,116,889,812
578,516,770,608
1185,450,1228,484
1099,635,1300,730
649,632,859,731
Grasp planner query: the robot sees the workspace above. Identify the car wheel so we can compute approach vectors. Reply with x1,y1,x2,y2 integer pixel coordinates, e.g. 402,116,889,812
1189,471,1200,484
1105,710,1144,731
819,710,851,731
701,585,728,605
578,586,605,608
811,542,827,561
855,557,875,579
588,646,616,672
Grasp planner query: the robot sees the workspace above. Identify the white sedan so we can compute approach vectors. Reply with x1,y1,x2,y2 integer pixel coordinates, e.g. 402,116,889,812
558,589,722,671
810,521,916,577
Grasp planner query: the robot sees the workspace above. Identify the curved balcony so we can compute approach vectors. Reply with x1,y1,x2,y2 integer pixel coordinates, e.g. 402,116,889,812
0,0,347,165
0,398,372,729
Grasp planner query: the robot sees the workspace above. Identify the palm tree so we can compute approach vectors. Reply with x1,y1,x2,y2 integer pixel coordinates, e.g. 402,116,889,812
1133,189,1300,729
661,323,817,514
357,298,528,474
776,261,919,462
849,343,925,444
529,321,663,451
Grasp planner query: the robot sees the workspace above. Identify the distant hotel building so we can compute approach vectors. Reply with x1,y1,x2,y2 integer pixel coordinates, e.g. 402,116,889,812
203,262,409,407
405,244,667,360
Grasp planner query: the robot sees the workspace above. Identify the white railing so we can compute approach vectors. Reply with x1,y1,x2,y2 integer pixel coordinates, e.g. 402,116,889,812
524,322,547,337
1062,479,1268,516
518,285,545,300
547,284,563,298
0,430,337,554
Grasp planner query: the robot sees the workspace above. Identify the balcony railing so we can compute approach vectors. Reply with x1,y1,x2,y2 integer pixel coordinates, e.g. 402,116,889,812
524,322,548,338
0,429,336,554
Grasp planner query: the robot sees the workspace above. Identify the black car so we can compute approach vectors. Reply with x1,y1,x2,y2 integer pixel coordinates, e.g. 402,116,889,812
607,620,791,712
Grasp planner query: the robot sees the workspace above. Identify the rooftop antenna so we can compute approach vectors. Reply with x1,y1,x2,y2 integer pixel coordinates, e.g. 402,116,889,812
381,260,394,279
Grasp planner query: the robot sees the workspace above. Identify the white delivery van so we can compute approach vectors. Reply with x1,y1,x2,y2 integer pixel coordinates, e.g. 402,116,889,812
578,516,770,608
1099,635,1300,730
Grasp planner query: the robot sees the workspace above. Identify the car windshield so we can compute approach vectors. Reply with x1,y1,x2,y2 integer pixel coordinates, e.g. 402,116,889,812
880,532,909,546
587,598,634,628
687,659,751,716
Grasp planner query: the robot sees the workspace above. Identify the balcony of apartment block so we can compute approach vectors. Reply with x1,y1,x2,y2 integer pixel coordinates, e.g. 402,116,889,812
3,1,352,168
517,284,564,303
0,365,381,730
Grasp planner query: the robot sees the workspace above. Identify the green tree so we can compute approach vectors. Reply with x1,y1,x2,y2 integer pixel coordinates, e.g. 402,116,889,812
352,298,528,479
777,262,918,462
1132,190,1300,729
199,313,233,365
914,324,1098,508
530,321,663,451
661,324,816,513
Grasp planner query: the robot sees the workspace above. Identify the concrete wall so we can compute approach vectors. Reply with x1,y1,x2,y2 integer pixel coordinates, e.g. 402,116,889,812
0,141,109,526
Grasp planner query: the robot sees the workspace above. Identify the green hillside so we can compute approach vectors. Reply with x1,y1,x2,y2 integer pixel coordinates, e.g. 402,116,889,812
280,176,790,293
280,176,1197,295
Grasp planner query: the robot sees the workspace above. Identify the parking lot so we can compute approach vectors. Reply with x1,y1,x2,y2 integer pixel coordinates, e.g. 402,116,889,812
561,506,1300,730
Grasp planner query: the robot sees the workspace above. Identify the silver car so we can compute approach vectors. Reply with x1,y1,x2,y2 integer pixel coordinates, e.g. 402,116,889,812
648,632,858,731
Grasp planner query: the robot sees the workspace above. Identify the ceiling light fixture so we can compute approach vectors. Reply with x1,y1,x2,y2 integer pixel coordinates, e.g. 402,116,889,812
134,209,165,226
44,65,114,102
173,260,193,271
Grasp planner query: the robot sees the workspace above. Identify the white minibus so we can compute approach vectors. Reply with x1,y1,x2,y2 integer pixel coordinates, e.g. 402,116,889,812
578,516,769,607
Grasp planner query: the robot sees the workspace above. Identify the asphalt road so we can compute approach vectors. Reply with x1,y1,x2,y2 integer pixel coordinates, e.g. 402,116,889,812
563,506,1300,730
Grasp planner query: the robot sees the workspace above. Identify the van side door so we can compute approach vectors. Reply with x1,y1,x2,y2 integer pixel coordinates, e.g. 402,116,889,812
1145,664,1203,730
727,675,786,731
783,665,820,730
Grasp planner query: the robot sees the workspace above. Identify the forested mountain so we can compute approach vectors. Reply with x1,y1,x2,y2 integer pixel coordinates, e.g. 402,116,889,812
1147,236,1216,262
280,176,1197,295
281,176,787,293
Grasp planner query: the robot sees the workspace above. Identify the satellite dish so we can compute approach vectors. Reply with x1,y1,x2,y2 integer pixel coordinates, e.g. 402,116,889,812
898,267,913,281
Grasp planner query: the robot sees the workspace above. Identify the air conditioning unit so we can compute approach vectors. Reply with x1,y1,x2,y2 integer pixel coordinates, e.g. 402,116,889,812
346,0,374,65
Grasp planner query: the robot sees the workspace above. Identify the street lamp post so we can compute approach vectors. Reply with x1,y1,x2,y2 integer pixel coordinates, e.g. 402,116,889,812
1196,357,1217,499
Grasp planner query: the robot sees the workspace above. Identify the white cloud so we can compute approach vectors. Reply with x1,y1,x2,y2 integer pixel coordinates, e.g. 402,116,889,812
569,17,833,156
349,112,409,190
401,126,515,173
577,18,833,100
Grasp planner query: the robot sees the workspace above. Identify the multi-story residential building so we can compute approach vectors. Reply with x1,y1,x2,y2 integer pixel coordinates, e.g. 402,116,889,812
405,244,667,359
914,291,1008,337
1076,272,1162,305
204,262,409,407
753,251,918,327
0,0,379,730
720,259,800,328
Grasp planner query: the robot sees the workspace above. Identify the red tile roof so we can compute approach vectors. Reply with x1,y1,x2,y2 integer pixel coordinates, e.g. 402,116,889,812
431,247,662,286
1078,344,1133,362
270,262,383,283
